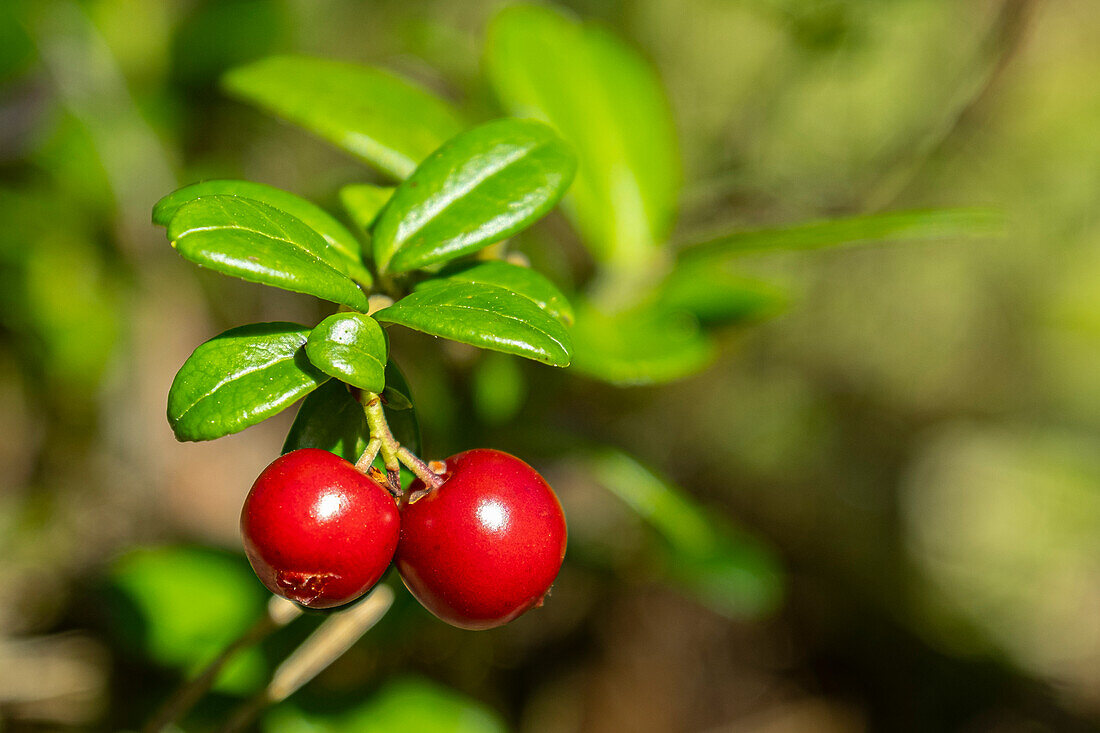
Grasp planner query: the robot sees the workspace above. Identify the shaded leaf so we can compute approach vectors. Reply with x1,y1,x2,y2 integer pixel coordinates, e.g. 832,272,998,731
569,301,715,385
487,5,680,266
376,281,572,366
306,313,388,392
657,257,788,325
168,196,369,310
168,322,329,441
426,260,573,325
340,183,394,234
680,207,1003,257
223,55,463,180
588,449,783,619
372,118,576,274
153,179,371,284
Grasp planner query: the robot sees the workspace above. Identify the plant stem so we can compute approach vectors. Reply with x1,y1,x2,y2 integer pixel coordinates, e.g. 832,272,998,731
361,391,402,494
142,597,301,733
354,436,382,474
397,446,445,490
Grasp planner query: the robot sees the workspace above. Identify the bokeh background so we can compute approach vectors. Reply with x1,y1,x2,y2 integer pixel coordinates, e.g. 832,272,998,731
3,0,1100,731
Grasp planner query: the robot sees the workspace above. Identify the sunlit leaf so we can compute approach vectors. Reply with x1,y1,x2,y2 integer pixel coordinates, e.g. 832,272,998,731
679,207,1003,257
372,118,576,274
168,196,370,310
427,260,574,325
153,179,371,284
588,449,783,619
168,322,329,441
487,5,680,266
223,55,464,180
306,313,388,392
569,301,715,385
376,281,572,366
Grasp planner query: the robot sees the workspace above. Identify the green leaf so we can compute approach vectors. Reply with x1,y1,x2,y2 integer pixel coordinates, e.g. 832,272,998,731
305,313,388,392
340,184,394,234
168,322,329,441
588,449,783,619
679,207,1004,257
426,260,573,325
222,55,464,180
168,196,370,310
569,301,715,385
153,179,371,285
283,361,420,461
372,118,576,274
486,5,680,267
108,546,268,694
657,258,788,325
376,281,572,366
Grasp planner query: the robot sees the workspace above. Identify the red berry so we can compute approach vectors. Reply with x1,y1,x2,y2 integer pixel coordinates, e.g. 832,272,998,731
395,449,567,630
240,448,399,609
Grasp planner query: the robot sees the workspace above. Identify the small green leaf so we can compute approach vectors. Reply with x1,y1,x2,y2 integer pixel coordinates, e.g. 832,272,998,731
340,184,394,234
283,361,420,461
426,260,574,325
657,258,788,325
372,118,576,274
376,281,572,366
168,196,370,310
168,322,329,441
569,301,715,385
153,179,371,285
680,207,1003,257
588,449,783,619
223,55,464,180
487,5,680,267
305,313,388,392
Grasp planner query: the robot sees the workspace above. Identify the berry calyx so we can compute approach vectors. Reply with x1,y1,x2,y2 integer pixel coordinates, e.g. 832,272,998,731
241,448,400,609
395,449,567,630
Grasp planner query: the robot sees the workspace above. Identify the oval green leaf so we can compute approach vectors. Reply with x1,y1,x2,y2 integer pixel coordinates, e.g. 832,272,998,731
487,5,680,267
222,55,464,180
283,361,420,461
375,281,572,366
569,301,715,385
372,118,577,274
340,184,395,235
305,313,388,392
168,196,369,310
168,322,329,441
657,257,788,325
153,179,371,285
424,260,574,325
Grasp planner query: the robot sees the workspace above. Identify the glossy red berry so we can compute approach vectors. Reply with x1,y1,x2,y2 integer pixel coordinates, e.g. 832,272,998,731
240,448,399,609
395,449,567,630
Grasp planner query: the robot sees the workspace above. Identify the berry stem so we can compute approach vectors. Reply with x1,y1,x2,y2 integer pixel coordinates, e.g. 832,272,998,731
397,446,446,490
354,437,382,474
361,391,402,494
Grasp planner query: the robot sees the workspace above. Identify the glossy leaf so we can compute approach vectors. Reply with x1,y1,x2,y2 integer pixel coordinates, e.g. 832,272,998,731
223,55,464,180
168,196,370,310
375,281,572,366
283,360,420,461
680,207,1003,257
340,183,394,234
168,322,329,441
588,449,783,619
305,313,387,392
657,258,788,325
426,260,573,325
153,179,371,285
371,118,576,274
569,301,715,385
487,5,680,266
109,547,268,693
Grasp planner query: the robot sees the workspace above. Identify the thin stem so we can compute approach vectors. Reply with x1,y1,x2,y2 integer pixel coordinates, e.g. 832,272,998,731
361,391,402,495
143,597,301,733
354,436,382,474
397,446,445,490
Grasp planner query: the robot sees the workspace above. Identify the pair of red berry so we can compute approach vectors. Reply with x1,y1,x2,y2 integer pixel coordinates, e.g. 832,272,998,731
240,448,567,630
